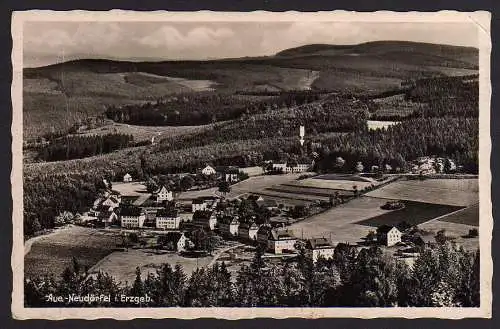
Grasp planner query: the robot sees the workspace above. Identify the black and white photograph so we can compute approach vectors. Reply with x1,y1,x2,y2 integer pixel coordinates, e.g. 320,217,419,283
11,10,492,319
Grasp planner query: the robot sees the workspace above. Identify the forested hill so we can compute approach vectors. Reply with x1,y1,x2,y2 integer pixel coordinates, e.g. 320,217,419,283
24,40,478,139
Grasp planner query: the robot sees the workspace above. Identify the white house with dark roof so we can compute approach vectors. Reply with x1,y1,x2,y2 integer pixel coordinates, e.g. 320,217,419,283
201,165,216,176
218,216,240,237
305,238,335,262
192,198,208,213
377,225,402,247
154,185,174,203
120,206,146,228
238,221,259,241
123,173,133,182
192,210,217,230
155,208,181,230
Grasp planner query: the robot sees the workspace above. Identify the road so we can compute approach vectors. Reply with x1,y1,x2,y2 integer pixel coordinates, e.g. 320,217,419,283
208,242,244,267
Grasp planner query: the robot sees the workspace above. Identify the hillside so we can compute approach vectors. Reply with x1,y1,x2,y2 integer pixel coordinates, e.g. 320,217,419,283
23,41,478,139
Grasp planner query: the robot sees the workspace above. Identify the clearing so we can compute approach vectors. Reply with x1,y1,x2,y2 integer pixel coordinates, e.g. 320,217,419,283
436,203,479,226
367,120,401,131
24,226,120,279
364,178,478,207
111,181,149,197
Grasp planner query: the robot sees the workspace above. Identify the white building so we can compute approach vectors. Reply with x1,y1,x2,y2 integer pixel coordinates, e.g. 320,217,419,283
123,173,132,182
267,229,297,254
192,198,208,213
305,238,335,263
272,162,310,174
154,185,173,203
192,210,217,230
238,222,259,241
377,225,402,247
155,209,181,230
163,232,189,252
201,165,216,176
219,216,240,237
120,207,146,228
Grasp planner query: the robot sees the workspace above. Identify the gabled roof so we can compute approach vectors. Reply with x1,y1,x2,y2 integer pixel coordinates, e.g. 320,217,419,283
164,232,184,243
156,208,178,218
123,173,132,178
239,221,259,230
120,206,143,217
306,238,333,249
192,198,207,205
377,225,399,234
218,215,239,225
270,229,296,240
154,185,171,194
193,210,214,221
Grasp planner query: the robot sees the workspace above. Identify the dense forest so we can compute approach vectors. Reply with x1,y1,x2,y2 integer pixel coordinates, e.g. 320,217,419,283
25,242,480,307
104,91,324,126
37,133,134,162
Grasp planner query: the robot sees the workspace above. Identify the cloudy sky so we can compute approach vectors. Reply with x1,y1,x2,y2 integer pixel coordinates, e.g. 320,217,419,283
23,21,478,67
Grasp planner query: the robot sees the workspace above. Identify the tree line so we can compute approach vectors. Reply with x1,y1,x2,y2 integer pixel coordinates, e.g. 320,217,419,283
104,91,323,126
25,242,479,307
37,133,134,162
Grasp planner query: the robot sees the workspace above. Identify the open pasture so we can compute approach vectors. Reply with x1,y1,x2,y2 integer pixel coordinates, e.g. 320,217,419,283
291,176,375,191
267,184,353,197
111,181,149,197
436,203,479,226
356,200,463,227
25,226,120,279
289,196,390,244
364,178,478,207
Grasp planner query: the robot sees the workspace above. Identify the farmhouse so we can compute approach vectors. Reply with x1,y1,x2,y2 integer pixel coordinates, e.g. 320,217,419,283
123,173,133,182
192,210,217,230
377,225,402,247
102,195,121,209
257,198,279,211
192,198,208,213
120,206,146,228
305,238,335,263
154,185,174,203
218,216,240,237
163,232,189,252
267,229,297,254
201,165,216,176
155,208,181,230
238,221,259,241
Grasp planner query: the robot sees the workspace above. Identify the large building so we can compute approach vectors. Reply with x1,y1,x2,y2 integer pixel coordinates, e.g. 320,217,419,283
377,225,402,247
192,198,208,213
120,206,146,228
155,208,181,230
271,162,311,174
257,226,297,254
192,210,217,231
305,238,335,263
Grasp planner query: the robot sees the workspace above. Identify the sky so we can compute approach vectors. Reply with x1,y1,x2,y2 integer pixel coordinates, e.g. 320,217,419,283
23,21,479,68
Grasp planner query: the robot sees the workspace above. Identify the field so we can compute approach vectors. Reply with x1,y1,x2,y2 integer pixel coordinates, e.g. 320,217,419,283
365,178,478,207
356,200,463,227
289,196,390,244
436,203,479,226
74,122,214,143
371,94,425,118
289,175,378,191
367,120,401,131
24,226,120,279
267,184,352,197
111,181,149,197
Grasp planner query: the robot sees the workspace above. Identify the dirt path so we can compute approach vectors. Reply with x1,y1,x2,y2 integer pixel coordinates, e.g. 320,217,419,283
208,243,244,267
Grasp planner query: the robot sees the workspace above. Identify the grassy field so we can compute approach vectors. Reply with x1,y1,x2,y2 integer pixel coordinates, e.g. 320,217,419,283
289,196,390,244
371,94,425,118
290,176,376,191
267,184,353,197
74,122,213,143
367,120,401,131
436,203,479,226
24,226,120,279
111,181,149,196
365,179,478,207
356,200,463,227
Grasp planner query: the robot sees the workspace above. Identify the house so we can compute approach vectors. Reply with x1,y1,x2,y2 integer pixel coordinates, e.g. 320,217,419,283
154,185,173,203
201,165,216,176
192,210,217,231
120,206,146,228
97,209,119,227
267,229,297,254
305,238,335,263
102,195,121,209
377,225,402,247
238,221,259,241
155,208,181,230
216,166,240,183
257,199,279,211
123,173,133,182
192,198,208,213
248,195,264,203
218,216,240,237
272,162,310,174
89,204,114,218
162,232,189,252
